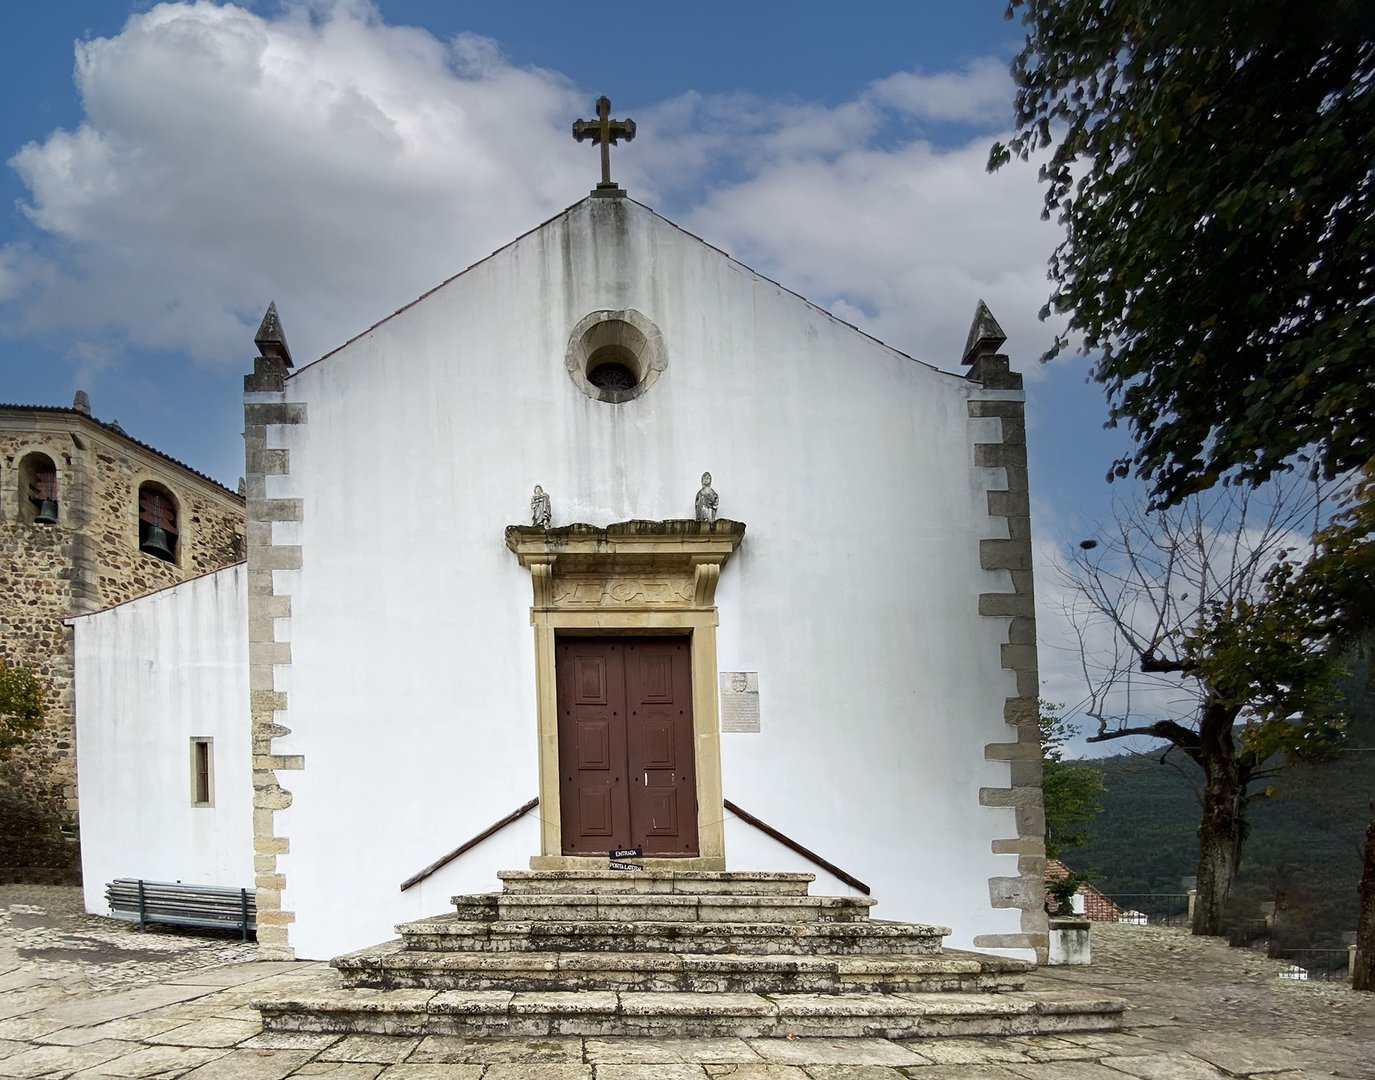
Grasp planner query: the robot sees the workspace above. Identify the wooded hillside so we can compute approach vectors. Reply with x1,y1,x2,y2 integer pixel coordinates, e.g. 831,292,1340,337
1069,659,1374,955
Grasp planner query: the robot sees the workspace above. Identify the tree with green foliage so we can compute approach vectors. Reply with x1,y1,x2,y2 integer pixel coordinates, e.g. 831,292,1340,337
0,664,45,761
990,0,1373,508
1064,483,1344,936
1356,809,1375,991
991,0,1375,669
992,0,1373,965
1039,701,1105,861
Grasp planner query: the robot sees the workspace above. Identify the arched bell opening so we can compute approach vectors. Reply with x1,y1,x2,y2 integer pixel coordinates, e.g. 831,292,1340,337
18,452,59,526
138,482,180,563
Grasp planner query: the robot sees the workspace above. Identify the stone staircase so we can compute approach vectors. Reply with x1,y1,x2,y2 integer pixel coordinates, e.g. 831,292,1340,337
253,870,1125,1039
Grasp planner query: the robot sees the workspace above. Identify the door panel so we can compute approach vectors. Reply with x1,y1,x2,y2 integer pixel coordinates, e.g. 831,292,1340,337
577,787,614,838
625,639,699,855
574,655,608,703
557,639,629,853
556,637,698,856
642,720,674,768
575,720,611,770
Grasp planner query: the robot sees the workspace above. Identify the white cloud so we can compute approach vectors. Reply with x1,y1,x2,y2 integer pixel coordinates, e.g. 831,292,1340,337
678,135,1063,372
870,57,1015,126
2,0,1061,379
6,0,584,365
4,0,1149,730
629,55,1063,372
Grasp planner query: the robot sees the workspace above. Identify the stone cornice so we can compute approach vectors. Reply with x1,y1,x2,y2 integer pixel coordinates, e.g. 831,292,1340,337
506,520,745,573
507,520,744,611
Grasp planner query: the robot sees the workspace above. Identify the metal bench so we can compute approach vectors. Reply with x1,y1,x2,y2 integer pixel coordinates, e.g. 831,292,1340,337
105,878,256,941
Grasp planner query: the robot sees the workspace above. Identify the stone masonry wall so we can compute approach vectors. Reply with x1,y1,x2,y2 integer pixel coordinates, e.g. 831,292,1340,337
0,516,78,881
964,354,1050,963
243,356,307,960
0,417,245,882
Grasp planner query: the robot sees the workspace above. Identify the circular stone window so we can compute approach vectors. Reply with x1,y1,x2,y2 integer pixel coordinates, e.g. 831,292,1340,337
566,309,667,404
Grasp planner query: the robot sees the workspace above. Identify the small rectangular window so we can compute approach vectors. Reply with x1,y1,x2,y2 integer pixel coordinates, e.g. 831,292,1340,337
190,738,214,806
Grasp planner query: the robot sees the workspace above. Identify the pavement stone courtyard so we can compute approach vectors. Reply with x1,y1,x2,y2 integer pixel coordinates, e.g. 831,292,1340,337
1,885,1372,1078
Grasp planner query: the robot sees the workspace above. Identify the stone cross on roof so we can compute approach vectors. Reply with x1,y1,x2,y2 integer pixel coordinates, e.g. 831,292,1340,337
573,96,636,198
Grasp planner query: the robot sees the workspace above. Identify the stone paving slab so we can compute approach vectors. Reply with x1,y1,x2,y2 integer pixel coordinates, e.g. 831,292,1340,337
748,1039,931,1066
67,1042,229,1077
408,1035,583,1063
317,1035,422,1063
376,1066,483,1080
2,889,1374,1077
291,1065,383,1079
584,1036,762,1063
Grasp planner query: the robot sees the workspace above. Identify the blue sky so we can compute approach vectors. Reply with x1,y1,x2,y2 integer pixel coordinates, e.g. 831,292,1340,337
1,0,1144,739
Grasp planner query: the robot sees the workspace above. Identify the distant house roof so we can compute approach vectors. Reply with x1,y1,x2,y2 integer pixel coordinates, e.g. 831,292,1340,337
1046,858,1127,922
0,404,241,499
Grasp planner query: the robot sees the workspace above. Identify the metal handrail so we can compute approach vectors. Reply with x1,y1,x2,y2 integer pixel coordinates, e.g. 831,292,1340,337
724,798,871,895
399,794,873,897
400,796,540,892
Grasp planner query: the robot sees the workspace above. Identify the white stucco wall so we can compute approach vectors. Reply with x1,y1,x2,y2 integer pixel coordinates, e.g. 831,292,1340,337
268,198,1025,959
72,565,252,916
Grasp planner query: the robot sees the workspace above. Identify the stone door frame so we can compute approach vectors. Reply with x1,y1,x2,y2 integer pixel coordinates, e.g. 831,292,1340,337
506,520,745,872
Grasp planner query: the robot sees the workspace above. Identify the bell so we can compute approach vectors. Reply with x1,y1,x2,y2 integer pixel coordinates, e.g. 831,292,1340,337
141,525,175,561
32,499,59,525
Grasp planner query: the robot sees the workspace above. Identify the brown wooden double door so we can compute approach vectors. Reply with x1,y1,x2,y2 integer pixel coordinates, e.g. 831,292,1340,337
555,636,699,856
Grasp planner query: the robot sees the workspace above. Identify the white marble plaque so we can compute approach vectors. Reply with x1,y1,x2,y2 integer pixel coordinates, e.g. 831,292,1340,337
719,671,760,733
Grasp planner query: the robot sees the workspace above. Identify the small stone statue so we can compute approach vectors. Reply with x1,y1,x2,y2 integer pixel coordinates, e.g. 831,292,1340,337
530,484,551,528
695,472,718,523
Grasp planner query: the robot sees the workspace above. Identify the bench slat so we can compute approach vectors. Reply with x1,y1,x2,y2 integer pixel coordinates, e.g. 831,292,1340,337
105,879,256,940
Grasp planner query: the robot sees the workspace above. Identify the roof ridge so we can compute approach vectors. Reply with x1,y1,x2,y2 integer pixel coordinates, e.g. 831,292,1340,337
0,404,242,499
289,196,965,382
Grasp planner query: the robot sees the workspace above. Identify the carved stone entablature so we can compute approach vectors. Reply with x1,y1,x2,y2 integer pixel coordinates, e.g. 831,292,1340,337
505,519,745,611
552,575,695,607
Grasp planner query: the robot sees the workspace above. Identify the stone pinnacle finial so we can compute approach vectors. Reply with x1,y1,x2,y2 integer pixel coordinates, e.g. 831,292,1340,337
961,299,1008,366
72,389,91,416
254,301,294,368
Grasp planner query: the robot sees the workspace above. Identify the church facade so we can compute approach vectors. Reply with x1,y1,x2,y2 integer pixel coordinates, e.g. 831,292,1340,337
73,192,1047,963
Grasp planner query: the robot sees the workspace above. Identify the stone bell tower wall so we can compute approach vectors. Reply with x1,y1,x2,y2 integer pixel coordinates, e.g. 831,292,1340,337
0,407,244,882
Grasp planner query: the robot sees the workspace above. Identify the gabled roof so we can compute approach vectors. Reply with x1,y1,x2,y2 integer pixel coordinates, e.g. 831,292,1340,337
0,404,242,499
292,195,950,381
1045,859,1127,922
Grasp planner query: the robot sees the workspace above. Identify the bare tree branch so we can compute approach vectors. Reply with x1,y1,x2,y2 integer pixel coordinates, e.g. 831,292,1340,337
1086,718,1203,750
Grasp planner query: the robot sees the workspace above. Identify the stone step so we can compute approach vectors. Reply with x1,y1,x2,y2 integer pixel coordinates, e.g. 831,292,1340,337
397,914,949,956
255,976,1126,1040
334,941,1030,995
497,870,816,896
448,891,875,924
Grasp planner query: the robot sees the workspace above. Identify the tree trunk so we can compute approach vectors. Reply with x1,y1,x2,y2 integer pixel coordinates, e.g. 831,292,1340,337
1354,811,1375,992
1191,730,1247,937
